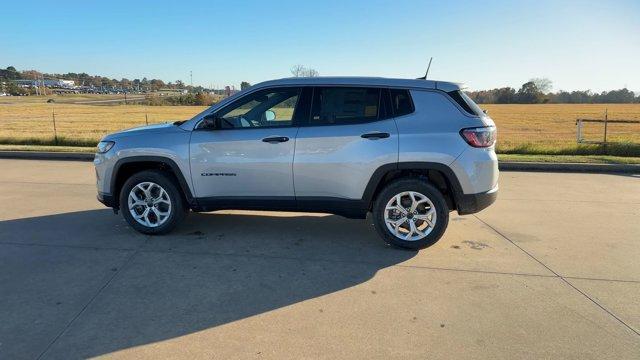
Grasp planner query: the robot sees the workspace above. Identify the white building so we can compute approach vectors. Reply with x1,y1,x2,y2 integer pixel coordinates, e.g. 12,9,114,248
14,79,75,88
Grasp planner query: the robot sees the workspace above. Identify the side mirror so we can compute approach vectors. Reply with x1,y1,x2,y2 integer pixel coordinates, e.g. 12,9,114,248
201,113,218,129
265,110,276,121
483,109,488,115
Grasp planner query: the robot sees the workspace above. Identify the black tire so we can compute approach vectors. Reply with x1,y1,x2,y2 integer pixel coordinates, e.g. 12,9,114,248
372,178,449,250
119,170,187,235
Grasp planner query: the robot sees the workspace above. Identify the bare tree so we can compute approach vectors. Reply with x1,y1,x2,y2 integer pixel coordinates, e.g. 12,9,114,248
290,65,305,77
530,78,553,94
290,65,319,77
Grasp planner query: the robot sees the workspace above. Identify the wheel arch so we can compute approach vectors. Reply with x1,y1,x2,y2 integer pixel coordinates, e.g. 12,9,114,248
110,156,195,210
362,162,464,212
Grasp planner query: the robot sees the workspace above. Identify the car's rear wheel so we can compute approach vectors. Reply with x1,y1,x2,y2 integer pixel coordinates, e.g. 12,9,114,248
119,170,186,235
372,178,449,249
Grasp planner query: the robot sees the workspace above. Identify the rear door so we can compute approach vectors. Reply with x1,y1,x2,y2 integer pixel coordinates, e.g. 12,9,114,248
190,87,304,199
293,87,398,200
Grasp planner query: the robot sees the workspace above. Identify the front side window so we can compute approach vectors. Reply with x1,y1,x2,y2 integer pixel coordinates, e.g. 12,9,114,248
217,88,300,129
310,87,380,125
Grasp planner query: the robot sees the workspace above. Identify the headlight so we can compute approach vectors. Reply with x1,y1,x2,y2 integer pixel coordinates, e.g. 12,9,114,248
97,141,115,153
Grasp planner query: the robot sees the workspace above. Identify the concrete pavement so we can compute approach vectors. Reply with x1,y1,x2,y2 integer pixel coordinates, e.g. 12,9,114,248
0,159,638,359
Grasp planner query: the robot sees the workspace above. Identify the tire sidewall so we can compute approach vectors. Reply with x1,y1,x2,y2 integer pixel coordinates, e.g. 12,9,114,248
373,178,449,250
119,170,185,235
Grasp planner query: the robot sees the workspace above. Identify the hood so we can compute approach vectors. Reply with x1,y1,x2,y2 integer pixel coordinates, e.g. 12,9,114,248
102,121,185,140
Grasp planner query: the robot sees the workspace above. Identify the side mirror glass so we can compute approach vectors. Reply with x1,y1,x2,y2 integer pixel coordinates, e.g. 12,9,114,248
265,110,276,121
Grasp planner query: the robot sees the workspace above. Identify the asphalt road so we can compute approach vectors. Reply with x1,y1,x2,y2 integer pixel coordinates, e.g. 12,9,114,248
0,159,638,359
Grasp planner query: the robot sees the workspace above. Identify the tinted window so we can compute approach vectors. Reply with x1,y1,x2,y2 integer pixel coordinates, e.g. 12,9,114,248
390,89,414,117
217,88,300,129
379,89,392,120
447,90,482,116
310,87,380,125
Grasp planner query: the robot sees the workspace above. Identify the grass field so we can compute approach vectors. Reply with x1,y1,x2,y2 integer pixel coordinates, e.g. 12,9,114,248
0,95,639,155
0,101,205,147
483,103,640,155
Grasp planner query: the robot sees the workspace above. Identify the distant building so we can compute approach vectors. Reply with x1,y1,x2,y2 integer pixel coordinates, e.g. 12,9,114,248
57,79,75,87
13,79,75,88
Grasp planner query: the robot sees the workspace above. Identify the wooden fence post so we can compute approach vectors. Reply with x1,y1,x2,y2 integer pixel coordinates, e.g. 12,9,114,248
52,108,58,145
603,109,608,144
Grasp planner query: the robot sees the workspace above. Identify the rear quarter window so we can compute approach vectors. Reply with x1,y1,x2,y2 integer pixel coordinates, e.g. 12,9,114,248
447,90,483,116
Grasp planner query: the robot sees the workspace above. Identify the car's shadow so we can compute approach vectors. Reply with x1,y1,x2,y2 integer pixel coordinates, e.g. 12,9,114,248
0,209,417,358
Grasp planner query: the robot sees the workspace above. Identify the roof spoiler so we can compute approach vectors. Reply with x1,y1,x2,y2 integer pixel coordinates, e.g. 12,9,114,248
435,82,464,92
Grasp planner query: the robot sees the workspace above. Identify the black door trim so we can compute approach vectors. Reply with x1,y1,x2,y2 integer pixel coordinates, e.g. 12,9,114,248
194,196,367,219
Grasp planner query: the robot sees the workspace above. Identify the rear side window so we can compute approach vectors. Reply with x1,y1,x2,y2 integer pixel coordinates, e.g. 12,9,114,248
389,89,414,117
447,90,483,116
310,87,380,125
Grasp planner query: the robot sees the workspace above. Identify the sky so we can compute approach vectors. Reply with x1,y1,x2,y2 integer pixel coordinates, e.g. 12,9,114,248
1,0,639,92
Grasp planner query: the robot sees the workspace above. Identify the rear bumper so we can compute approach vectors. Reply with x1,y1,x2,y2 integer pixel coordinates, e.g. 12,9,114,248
456,185,498,215
97,192,117,209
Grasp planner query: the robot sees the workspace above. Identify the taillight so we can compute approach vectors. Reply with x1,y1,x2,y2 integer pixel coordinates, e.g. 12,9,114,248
460,126,496,148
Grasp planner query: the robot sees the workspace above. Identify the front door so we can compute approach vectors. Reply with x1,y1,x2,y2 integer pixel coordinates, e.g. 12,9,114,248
190,87,303,199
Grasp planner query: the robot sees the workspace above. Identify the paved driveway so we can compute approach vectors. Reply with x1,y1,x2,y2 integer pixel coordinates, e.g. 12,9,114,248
0,159,638,359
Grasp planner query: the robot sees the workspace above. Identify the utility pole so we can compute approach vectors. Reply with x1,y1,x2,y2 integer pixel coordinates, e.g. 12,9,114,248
190,71,193,88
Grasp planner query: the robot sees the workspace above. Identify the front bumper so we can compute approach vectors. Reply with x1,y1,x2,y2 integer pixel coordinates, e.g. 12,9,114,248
456,185,498,215
97,192,117,209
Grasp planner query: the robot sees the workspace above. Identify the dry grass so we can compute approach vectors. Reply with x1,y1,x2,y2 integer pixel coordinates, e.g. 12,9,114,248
482,103,640,155
0,96,639,155
0,101,206,146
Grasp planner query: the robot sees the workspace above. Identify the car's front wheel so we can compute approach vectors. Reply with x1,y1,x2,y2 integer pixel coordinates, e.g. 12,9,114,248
119,170,186,235
372,178,449,250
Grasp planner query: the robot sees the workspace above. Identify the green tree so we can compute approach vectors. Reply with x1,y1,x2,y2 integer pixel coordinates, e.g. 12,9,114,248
516,81,544,103
4,81,27,95
240,81,251,90
0,66,21,80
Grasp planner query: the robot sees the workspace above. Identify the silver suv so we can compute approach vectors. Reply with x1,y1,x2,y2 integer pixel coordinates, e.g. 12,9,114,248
94,77,498,249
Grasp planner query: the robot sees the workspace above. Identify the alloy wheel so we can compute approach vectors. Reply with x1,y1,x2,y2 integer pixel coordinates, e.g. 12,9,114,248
128,182,172,227
383,191,437,241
